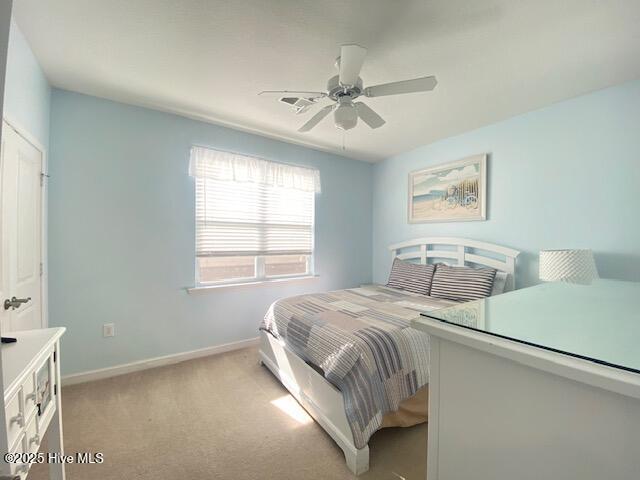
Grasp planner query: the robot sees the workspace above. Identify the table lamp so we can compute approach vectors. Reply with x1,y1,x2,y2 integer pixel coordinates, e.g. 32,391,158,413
539,249,599,284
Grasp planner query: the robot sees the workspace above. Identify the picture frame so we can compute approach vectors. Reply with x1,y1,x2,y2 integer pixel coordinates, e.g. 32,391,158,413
408,154,487,223
438,300,486,330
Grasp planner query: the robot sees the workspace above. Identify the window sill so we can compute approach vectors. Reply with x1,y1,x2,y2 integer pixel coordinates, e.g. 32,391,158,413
187,275,320,294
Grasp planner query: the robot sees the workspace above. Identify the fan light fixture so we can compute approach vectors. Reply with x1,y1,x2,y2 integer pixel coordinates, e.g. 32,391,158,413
334,98,357,131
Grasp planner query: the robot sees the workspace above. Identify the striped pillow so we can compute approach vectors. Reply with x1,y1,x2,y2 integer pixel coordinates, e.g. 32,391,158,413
430,264,497,301
386,258,435,295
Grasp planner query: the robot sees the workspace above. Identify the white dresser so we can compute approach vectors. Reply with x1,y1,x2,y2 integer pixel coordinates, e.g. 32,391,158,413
413,281,640,480
1,328,65,480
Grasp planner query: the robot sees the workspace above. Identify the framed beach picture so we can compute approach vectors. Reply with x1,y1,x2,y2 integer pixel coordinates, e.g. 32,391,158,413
438,301,486,330
408,154,487,223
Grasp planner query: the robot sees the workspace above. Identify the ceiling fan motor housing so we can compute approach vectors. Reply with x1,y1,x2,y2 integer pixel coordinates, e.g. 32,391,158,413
327,75,363,101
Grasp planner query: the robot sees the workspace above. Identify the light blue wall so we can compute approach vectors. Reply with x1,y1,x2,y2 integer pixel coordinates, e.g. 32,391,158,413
49,89,373,375
3,20,50,147
373,80,640,289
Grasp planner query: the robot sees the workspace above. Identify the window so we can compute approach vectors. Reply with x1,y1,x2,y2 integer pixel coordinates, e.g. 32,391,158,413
189,147,320,285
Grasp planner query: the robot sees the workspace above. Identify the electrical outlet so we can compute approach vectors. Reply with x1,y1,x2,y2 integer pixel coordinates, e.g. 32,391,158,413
103,323,115,337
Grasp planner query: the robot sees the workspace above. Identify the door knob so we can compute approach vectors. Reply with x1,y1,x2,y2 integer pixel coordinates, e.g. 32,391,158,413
3,296,31,310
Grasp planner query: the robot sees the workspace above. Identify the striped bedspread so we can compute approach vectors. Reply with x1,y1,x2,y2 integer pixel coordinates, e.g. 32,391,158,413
260,284,458,449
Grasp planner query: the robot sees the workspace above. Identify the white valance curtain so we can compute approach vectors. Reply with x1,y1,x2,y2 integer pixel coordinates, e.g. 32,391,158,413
189,146,321,193
189,147,319,258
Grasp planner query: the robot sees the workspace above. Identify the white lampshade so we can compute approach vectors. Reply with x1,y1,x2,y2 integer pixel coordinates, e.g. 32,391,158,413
539,249,599,284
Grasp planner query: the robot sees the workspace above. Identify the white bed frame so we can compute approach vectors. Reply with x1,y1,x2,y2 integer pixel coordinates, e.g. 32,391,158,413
259,237,520,475
389,236,520,292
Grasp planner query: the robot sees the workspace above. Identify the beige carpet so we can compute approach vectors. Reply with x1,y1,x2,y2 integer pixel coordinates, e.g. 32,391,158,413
30,346,427,479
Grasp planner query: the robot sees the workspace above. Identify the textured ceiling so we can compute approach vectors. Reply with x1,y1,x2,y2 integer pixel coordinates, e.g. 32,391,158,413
13,0,640,162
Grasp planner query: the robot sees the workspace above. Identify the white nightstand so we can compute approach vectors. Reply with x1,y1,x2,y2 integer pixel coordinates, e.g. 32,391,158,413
0,328,66,480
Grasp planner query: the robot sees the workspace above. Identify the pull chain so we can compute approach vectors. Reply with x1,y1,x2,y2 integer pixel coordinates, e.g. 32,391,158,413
342,131,346,151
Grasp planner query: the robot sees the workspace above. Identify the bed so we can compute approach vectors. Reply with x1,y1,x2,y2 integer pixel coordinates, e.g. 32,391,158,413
259,237,520,474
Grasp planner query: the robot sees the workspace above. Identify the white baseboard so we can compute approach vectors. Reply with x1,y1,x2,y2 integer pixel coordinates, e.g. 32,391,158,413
62,337,259,386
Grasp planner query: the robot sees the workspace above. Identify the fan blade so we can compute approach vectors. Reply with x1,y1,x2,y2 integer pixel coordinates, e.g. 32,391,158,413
339,44,367,86
259,90,326,97
298,105,333,132
355,102,385,129
364,76,437,97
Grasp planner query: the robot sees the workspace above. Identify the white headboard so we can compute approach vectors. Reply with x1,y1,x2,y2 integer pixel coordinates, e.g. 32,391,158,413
389,237,521,291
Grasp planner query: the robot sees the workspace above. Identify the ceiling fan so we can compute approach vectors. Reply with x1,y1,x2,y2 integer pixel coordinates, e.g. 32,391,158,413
259,44,437,133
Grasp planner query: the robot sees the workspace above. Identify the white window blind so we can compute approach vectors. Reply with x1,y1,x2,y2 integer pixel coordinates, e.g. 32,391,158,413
189,147,319,284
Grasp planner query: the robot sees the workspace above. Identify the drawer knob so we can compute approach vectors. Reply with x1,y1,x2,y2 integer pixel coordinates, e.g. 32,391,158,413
29,434,40,446
10,413,24,427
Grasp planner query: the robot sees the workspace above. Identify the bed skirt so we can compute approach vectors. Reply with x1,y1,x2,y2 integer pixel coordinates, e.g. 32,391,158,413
381,385,428,428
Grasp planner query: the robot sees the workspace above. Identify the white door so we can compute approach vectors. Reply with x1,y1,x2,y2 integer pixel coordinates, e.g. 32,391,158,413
0,121,43,333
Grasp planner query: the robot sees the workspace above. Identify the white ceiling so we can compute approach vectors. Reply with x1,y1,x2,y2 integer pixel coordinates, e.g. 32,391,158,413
13,0,640,162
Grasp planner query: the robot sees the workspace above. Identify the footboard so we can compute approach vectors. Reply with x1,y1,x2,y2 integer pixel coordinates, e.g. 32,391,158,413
259,330,370,475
